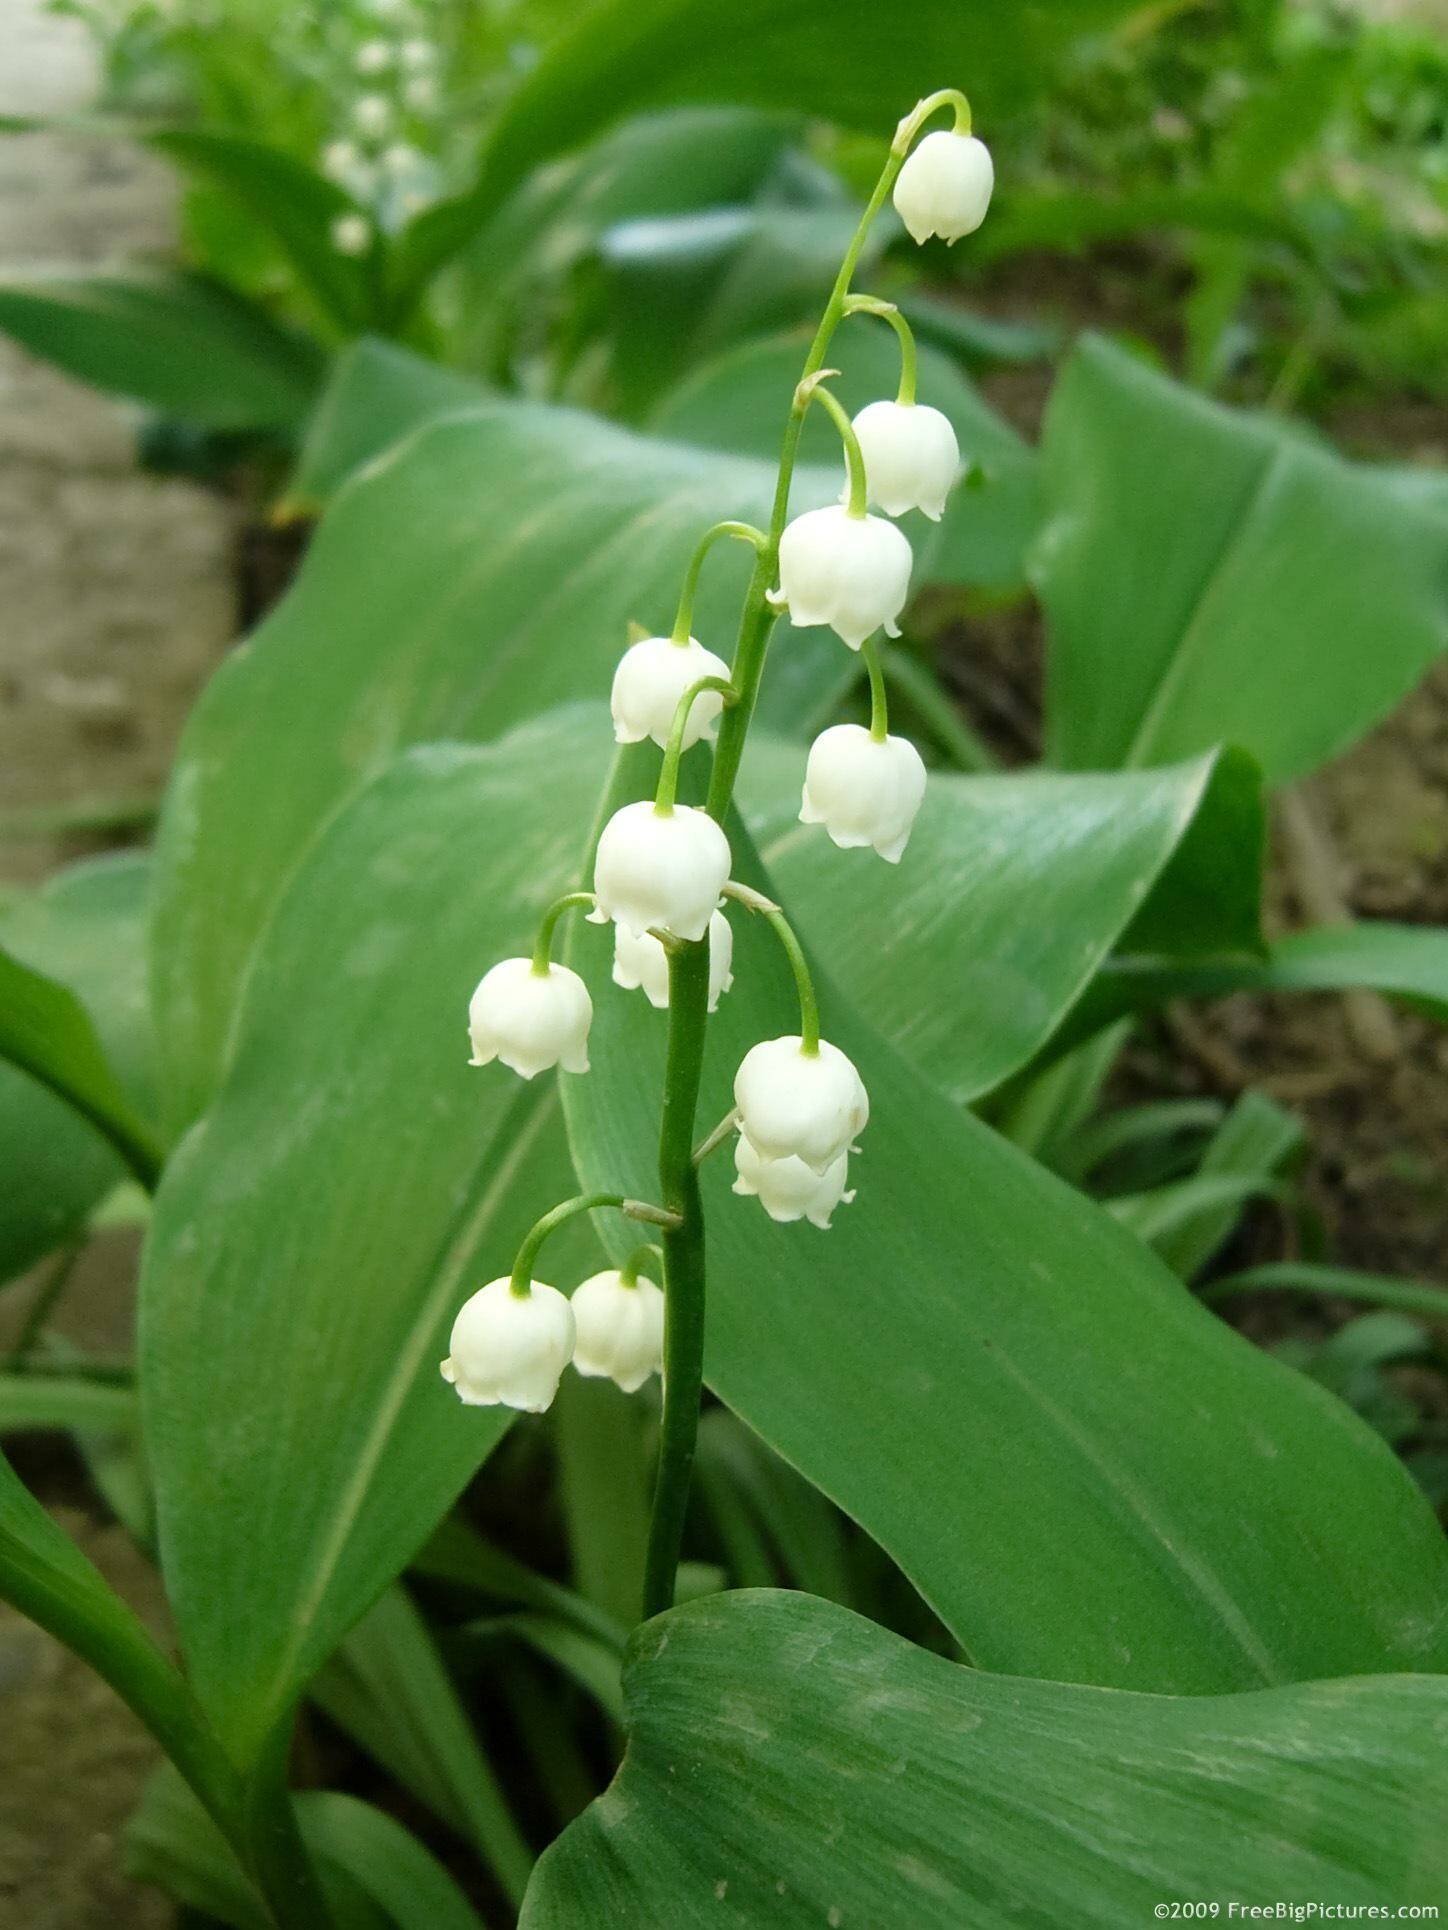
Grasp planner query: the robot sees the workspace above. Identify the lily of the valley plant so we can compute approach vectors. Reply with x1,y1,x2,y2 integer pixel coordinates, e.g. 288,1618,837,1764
453,86,990,1618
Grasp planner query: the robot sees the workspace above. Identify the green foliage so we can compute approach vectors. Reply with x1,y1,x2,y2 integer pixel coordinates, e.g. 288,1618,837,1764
525,1590,1448,1927
565,735,1448,1693
0,267,321,430
1038,337,1448,782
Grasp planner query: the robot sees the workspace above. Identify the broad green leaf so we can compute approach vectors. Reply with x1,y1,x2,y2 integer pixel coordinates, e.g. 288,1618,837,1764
0,1448,221,1800
388,0,1149,312
564,739,1448,1691
128,1766,483,1930
0,1374,136,1434
445,106,799,384
0,853,157,1283
1060,920,1448,1050
0,948,159,1187
151,405,842,1128
1207,1263,1448,1322
140,722,607,1760
147,129,371,335
594,199,872,421
0,268,321,431
738,739,1262,1104
299,1792,487,1930
1037,336,1448,781
649,329,1038,591
312,1583,533,1902
283,338,487,513
523,1590,1448,1928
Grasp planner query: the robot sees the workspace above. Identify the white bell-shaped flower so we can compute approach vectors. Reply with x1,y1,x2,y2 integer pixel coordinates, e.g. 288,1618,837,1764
612,909,734,1011
592,801,730,943
440,1278,575,1413
570,1270,665,1392
734,1036,869,1174
801,724,927,864
893,130,994,245
468,958,591,1078
851,400,960,521
355,37,393,74
733,1133,854,1230
775,505,912,650
352,93,393,138
611,635,731,750
330,214,373,258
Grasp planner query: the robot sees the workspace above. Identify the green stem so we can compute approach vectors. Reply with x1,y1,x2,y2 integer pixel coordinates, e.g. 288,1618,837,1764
531,891,595,973
896,87,973,142
8,1243,82,1371
643,940,711,1621
619,1241,663,1286
640,97,967,1622
242,1715,335,1930
705,124,920,823
510,1193,677,1293
653,676,736,814
862,636,890,742
799,376,868,518
723,884,820,1054
670,522,767,644
843,294,918,405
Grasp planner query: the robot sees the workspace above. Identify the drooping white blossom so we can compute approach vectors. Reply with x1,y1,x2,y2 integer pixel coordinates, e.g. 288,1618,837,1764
441,1278,575,1412
893,130,994,245
321,139,364,182
734,1036,869,1173
592,801,731,943
571,1270,665,1392
775,505,912,649
610,635,730,750
468,958,592,1078
801,724,927,863
400,37,435,69
733,1133,854,1229
355,37,393,75
403,74,439,112
330,213,373,257
352,93,393,137
612,909,734,1011
851,399,960,521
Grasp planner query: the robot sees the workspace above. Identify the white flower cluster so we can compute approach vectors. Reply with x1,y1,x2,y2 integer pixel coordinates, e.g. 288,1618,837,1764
442,1265,665,1411
321,0,444,255
445,110,991,1413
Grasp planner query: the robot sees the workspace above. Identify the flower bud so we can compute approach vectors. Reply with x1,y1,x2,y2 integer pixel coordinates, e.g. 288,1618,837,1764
893,130,994,245
400,37,435,69
734,1036,869,1174
733,1133,854,1229
851,400,960,521
610,635,731,750
355,38,393,75
353,93,392,138
468,958,591,1078
571,1270,665,1392
801,723,927,864
592,801,731,943
404,74,439,112
775,504,912,650
612,908,734,1011
440,1278,575,1412
330,213,373,257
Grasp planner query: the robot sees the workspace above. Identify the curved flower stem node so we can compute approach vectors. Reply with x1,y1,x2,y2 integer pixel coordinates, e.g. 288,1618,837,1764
842,294,919,406
893,86,973,151
722,882,821,1055
653,676,738,814
619,1240,665,1286
693,1108,741,1168
670,520,769,645
862,635,891,743
795,372,869,518
509,1192,679,1295
531,890,597,974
